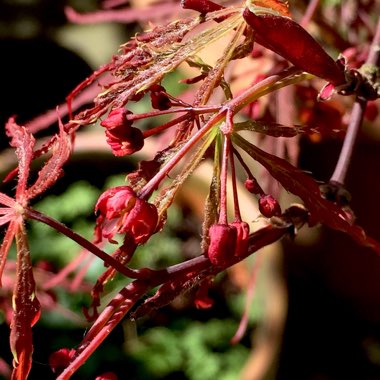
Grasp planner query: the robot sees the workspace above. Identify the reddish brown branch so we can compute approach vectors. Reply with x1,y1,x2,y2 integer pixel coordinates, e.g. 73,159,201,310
330,16,380,185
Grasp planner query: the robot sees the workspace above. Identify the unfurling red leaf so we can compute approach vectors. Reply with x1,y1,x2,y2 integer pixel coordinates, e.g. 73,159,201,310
5,118,35,204
49,348,76,375
95,186,158,244
26,116,72,200
74,12,242,123
259,194,281,217
245,177,264,195
10,224,41,380
243,8,346,86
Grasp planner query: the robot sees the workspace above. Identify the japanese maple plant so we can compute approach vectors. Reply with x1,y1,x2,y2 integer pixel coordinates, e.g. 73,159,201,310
1,0,379,378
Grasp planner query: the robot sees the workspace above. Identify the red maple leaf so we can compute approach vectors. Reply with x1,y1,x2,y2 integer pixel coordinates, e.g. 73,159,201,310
0,117,71,379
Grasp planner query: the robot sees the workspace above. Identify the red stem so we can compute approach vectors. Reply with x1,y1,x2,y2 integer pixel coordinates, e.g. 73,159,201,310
138,67,306,200
142,113,190,138
127,105,220,121
138,110,226,199
227,67,306,113
233,148,265,195
233,148,254,179
24,207,142,279
218,134,230,225
229,143,242,221
27,203,211,281
366,15,380,66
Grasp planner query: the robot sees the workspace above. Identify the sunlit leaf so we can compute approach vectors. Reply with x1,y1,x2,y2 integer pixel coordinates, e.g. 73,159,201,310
243,8,346,85
76,12,243,123
193,20,246,105
26,117,72,200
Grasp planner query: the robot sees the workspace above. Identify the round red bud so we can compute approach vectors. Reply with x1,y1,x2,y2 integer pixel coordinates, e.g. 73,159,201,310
259,194,281,218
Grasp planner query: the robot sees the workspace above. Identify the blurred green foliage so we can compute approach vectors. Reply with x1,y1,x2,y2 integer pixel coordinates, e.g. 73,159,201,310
128,318,249,380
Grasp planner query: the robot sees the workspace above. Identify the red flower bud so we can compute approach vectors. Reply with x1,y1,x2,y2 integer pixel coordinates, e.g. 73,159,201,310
101,108,144,156
194,295,214,309
100,108,130,129
105,127,144,156
259,194,281,218
245,178,263,195
150,84,171,110
49,348,76,375
207,224,237,267
230,221,250,257
124,198,159,244
194,277,214,309
243,8,346,86
96,372,118,380
95,186,158,244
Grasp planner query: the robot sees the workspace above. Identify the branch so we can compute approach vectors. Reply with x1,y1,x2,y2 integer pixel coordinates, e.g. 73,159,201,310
330,15,380,185
24,207,142,279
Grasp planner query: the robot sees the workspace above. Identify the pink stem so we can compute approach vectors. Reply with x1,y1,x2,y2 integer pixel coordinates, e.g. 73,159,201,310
230,252,262,344
329,98,366,185
300,0,320,27
70,254,96,291
42,250,90,290
330,16,380,185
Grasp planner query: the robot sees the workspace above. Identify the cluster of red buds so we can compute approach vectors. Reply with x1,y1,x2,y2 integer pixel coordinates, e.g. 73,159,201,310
207,221,249,266
94,185,158,245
